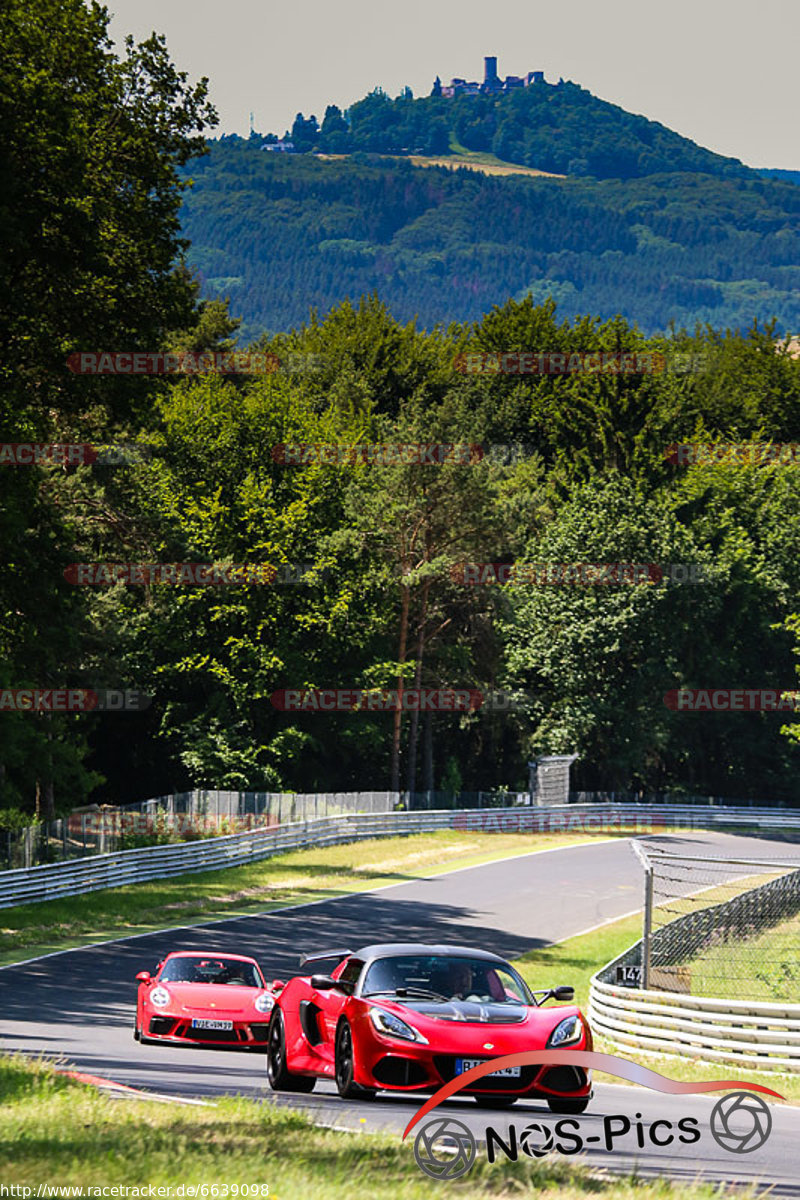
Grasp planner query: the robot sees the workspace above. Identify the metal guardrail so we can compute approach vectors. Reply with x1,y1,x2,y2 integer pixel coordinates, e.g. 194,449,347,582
449,803,800,833
589,957,800,1072
0,800,715,910
0,810,444,910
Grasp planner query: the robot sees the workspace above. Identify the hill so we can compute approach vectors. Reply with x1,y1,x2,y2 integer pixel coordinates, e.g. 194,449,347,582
179,139,800,338
282,76,753,182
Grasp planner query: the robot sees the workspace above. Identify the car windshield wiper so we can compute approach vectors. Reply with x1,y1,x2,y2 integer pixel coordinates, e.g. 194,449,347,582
364,986,451,1002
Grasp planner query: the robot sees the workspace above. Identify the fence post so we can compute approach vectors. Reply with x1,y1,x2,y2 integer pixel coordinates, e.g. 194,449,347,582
642,863,653,990
631,840,653,990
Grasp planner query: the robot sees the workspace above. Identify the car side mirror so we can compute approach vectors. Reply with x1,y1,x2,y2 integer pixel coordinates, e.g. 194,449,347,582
552,986,574,1002
310,974,338,989
270,979,285,991
135,971,151,984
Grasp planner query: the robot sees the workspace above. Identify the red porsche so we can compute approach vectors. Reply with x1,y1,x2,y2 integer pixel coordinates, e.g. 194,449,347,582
134,951,280,1050
266,942,593,1110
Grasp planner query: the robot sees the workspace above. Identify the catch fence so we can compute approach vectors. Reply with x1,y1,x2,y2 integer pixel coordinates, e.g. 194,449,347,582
589,840,800,1071
637,844,800,1000
0,791,402,869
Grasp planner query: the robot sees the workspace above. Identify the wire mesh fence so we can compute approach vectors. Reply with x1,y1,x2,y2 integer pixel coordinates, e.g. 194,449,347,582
0,791,403,869
640,846,800,1000
0,788,541,868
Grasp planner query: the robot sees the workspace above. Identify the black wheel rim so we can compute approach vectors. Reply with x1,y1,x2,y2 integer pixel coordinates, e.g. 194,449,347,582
268,1014,283,1081
337,1024,353,1090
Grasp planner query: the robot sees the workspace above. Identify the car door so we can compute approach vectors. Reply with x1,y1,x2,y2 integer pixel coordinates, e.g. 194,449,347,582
310,956,364,1071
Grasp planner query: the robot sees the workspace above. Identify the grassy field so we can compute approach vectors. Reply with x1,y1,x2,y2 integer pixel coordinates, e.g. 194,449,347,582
0,829,623,966
406,154,564,179
679,910,800,1002
0,1054,769,1199
315,148,565,178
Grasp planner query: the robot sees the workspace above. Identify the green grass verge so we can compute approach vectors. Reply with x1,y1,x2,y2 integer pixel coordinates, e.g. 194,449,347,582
514,916,800,1104
677,911,800,1002
0,1054,766,1198
0,830,622,967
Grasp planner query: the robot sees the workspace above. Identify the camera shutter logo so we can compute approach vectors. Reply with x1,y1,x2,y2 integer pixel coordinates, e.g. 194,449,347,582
710,1092,772,1153
519,1121,555,1158
414,1117,477,1179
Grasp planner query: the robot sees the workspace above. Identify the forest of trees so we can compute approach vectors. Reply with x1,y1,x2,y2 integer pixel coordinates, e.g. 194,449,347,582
179,141,800,339
2,0,800,824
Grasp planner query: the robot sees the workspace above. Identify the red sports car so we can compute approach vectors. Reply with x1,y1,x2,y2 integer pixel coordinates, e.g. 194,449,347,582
266,942,593,1110
134,951,280,1050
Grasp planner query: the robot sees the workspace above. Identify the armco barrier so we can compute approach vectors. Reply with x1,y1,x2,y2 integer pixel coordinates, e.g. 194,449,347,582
0,801,798,911
590,955,800,1072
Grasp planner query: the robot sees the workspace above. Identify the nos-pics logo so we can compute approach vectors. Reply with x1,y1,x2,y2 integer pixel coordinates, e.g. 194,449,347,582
403,1051,782,1181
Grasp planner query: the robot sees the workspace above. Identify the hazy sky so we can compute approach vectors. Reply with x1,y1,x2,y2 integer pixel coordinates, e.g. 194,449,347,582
107,0,800,169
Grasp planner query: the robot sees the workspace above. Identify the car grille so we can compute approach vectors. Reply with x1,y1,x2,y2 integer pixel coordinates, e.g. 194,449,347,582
539,1065,588,1093
372,1056,430,1087
248,1023,271,1040
433,1056,538,1091
149,1017,176,1035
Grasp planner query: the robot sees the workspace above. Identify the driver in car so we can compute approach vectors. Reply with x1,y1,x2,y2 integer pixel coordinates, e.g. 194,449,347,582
448,962,478,999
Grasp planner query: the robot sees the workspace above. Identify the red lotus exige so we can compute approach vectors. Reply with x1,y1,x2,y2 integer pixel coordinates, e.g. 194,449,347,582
266,942,593,1110
134,951,280,1050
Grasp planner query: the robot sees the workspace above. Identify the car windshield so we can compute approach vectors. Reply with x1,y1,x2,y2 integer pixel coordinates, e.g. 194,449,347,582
362,955,532,1004
159,957,264,987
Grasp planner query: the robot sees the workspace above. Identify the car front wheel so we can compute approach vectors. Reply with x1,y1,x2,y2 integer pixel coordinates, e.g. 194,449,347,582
267,1009,316,1093
547,1095,590,1114
335,1020,376,1100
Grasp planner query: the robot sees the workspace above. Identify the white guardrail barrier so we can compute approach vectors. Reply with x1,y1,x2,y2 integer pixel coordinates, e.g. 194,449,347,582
589,959,800,1073
1,799,799,910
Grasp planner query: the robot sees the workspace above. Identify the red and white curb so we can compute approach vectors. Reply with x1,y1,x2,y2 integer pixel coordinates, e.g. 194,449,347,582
58,1068,215,1106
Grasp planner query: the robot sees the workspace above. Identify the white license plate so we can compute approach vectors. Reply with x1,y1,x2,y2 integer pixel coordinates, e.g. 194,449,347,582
191,1019,233,1031
457,1058,521,1078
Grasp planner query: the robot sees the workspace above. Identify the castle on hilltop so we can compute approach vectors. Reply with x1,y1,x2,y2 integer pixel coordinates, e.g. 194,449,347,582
432,57,545,99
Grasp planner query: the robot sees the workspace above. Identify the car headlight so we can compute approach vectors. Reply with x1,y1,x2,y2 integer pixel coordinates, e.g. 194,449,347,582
150,987,171,1008
254,992,275,1014
369,1007,428,1044
547,1014,584,1047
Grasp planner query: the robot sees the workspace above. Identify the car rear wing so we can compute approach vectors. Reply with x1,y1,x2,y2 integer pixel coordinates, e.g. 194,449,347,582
298,948,352,970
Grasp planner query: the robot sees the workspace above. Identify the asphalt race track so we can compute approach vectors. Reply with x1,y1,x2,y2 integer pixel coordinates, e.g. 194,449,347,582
2,832,799,1193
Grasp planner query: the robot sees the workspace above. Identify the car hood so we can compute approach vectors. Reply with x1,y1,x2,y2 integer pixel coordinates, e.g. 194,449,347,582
370,999,584,1035
382,999,529,1024
151,983,268,1013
